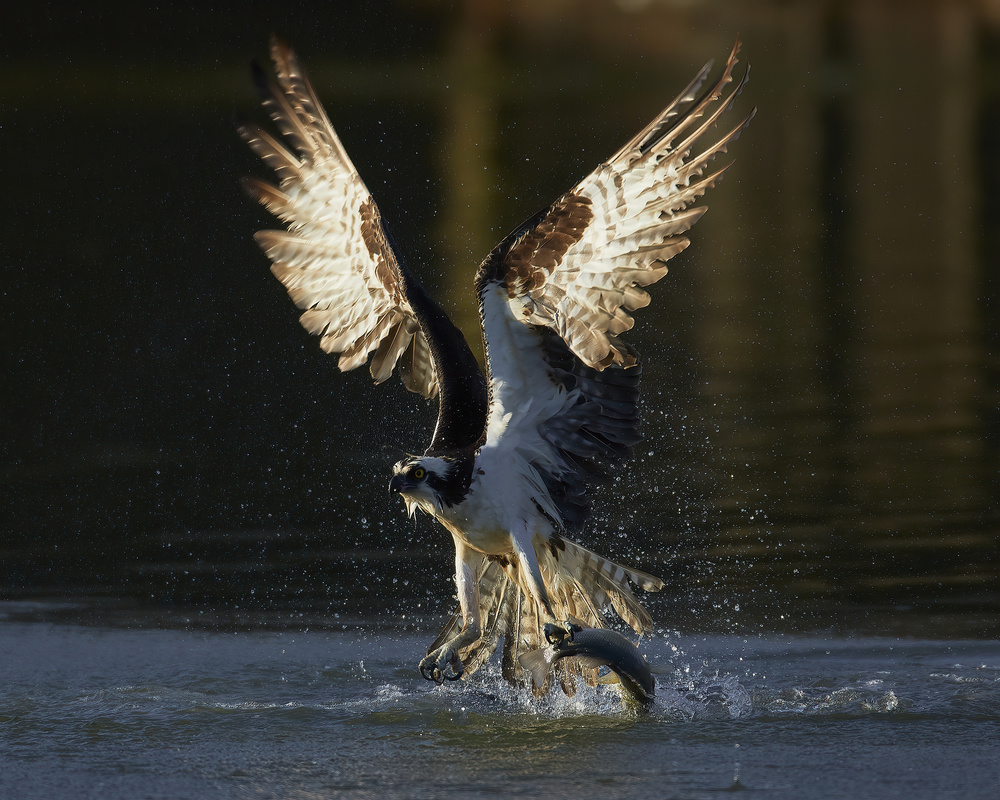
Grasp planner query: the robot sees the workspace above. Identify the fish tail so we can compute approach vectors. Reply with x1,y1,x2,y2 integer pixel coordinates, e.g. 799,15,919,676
517,647,553,692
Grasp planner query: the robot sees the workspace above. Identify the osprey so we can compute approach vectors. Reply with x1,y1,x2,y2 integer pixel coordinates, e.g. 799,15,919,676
241,38,752,691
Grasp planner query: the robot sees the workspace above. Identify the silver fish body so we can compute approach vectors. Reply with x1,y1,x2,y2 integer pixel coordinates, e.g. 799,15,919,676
518,623,655,707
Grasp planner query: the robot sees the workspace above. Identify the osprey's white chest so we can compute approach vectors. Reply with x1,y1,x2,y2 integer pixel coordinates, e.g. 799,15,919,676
431,457,554,556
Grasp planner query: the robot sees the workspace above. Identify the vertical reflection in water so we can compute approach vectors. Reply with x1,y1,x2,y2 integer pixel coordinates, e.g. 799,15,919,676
844,2,990,602
979,28,1000,518
433,1,503,355
816,2,856,602
687,5,836,606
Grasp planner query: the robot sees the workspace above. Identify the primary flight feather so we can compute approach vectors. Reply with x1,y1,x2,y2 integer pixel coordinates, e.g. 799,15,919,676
241,37,753,691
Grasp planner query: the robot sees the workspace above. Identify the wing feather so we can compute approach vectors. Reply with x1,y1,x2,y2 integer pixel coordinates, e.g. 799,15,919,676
241,37,439,399
465,44,749,649
479,38,755,371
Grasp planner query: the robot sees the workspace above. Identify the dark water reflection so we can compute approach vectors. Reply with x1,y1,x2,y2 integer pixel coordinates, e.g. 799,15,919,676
1,2,998,636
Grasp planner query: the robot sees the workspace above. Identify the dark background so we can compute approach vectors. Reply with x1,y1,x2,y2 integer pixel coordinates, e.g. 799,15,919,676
2,1,998,635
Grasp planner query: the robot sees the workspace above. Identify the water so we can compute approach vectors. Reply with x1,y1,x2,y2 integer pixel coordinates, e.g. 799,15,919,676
3,2,997,619
3,606,998,799
3,4,999,798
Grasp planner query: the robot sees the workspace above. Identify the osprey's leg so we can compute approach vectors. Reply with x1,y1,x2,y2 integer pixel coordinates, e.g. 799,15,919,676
420,539,482,684
512,527,578,644
511,526,554,618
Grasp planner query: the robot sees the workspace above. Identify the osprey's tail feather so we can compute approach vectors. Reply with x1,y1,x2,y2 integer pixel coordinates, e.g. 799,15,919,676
428,541,661,692
539,536,663,636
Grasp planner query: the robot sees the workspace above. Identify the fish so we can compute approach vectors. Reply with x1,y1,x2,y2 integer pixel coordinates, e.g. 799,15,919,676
518,621,656,709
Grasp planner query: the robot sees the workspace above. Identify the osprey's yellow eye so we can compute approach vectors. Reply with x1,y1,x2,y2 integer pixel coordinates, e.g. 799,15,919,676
413,467,426,480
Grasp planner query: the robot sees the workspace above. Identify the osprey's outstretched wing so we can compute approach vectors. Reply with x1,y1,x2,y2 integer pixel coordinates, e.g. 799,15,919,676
243,39,487,452
475,40,754,532
482,39,753,371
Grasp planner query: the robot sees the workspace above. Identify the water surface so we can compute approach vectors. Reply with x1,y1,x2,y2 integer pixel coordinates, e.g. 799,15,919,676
3,607,998,799
3,4,999,797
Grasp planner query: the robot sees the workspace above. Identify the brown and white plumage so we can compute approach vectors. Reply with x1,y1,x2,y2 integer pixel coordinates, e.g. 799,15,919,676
239,52,437,399
243,37,753,692
429,540,663,693
492,39,753,371
240,40,487,453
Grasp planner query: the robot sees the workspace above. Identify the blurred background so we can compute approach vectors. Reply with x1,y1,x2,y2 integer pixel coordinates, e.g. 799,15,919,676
2,0,998,636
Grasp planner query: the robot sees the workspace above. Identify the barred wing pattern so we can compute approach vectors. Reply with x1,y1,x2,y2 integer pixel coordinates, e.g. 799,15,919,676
474,42,753,535
240,39,437,399
501,39,755,370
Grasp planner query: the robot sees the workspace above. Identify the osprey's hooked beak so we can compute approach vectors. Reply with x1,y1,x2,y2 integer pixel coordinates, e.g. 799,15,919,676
389,474,419,518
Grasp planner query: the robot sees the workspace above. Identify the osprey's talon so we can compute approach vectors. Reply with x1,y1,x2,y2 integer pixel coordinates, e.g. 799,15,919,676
419,646,463,685
544,620,583,645
544,622,570,645
420,661,443,684
419,651,439,683
419,656,443,684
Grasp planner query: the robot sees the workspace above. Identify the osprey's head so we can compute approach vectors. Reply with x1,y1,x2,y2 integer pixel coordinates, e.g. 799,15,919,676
389,456,454,518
